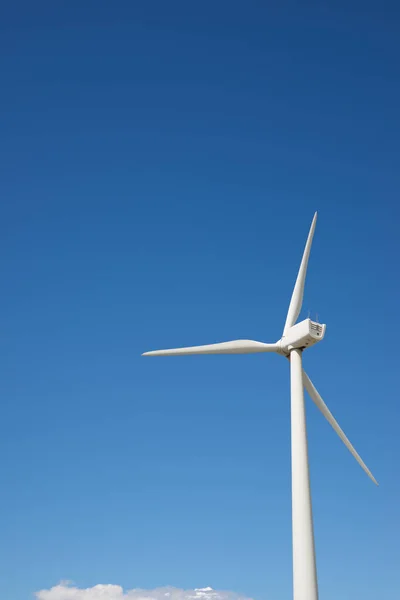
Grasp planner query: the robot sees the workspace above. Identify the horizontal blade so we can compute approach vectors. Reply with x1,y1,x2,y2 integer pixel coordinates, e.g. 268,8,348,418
283,212,317,336
143,340,279,357
303,370,378,485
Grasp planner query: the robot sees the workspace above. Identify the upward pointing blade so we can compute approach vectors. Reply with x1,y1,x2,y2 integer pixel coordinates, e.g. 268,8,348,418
303,370,378,485
283,212,317,336
143,339,279,356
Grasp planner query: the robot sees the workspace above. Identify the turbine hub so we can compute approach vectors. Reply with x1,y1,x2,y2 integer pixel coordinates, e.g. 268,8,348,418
278,318,326,355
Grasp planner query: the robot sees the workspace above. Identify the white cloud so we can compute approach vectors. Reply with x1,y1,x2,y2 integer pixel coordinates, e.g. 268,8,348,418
35,584,254,600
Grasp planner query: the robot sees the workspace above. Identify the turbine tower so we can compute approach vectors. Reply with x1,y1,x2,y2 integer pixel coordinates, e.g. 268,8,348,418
142,213,377,600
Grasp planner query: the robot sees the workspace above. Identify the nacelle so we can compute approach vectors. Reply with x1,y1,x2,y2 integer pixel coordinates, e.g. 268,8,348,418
279,319,326,355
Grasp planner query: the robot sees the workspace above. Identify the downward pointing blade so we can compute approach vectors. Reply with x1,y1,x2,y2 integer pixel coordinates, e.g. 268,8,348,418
283,212,317,336
143,340,279,356
303,370,378,485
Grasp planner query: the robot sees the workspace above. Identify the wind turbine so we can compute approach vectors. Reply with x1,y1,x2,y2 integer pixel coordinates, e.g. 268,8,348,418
142,212,377,600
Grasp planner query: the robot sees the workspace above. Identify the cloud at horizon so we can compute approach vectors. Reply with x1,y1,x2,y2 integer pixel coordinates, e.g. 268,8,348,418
35,584,254,600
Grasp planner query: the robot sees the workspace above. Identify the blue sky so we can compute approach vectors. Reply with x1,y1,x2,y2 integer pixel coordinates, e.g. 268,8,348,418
1,2,399,599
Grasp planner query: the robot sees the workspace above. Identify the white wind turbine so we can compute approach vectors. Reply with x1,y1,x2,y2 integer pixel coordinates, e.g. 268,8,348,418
142,212,378,600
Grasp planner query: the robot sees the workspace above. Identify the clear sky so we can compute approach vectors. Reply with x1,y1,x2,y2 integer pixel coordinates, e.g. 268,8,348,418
1,2,399,599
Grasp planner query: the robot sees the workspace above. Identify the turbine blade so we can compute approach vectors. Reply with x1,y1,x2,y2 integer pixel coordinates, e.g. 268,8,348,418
283,212,317,335
143,340,279,356
303,370,378,485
